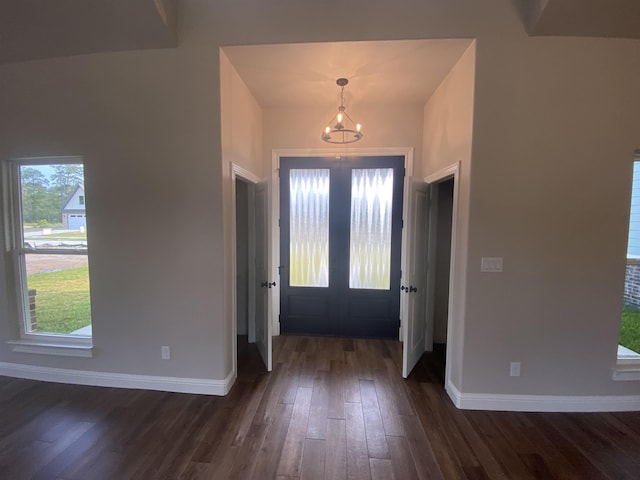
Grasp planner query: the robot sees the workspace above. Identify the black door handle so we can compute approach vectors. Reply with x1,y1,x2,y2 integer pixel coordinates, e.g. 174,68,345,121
401,285,407,292
268,281,277,288
409,286,417,293
261,281,268,288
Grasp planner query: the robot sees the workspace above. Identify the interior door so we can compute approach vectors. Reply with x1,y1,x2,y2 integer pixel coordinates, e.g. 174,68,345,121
255,178,272,371
279,156,404,338
402,178,429,378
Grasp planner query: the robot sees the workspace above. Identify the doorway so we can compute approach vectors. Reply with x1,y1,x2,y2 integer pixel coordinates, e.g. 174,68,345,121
234,177,258,374
425,176,454,382
236,179,251,343
231,163,273,377
279,156,405,338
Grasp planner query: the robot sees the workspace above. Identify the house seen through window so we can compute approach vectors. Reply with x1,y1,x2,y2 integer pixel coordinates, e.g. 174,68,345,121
8,159,92,340
621,157,640,359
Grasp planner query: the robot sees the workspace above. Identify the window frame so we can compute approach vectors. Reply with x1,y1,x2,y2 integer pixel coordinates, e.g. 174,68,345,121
3,156,93,355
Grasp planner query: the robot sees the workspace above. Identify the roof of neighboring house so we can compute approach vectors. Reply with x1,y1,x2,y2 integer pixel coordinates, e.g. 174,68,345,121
61,184,85,212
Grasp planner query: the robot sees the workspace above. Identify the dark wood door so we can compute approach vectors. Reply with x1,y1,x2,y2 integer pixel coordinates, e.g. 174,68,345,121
279,156,404,338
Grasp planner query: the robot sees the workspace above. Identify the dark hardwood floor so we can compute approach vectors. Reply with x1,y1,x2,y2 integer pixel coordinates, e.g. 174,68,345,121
1,336,640,479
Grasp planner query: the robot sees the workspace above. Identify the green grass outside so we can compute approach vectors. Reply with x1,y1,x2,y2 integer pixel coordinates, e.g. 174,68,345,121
620,306,640,354
28,266,91,334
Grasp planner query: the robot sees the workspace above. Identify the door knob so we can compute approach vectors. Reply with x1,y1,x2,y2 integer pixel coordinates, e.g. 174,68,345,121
409,286,417,293
401,285,407,292
268,281,277,288
261,281,268,288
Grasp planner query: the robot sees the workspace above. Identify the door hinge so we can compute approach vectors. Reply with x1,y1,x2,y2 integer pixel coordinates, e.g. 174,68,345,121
401,218,404,229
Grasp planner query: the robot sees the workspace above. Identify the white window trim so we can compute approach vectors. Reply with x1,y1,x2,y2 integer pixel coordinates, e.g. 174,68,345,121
3,156,93,355
614,345,640,380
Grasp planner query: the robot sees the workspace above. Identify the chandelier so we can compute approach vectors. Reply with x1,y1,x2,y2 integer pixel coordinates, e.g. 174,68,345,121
321,78,363,144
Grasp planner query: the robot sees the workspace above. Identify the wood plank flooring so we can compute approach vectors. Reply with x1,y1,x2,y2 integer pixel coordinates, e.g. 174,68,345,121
1,336,639,479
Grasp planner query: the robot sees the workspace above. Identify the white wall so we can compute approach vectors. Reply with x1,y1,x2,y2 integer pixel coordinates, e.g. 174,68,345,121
0,0,639,404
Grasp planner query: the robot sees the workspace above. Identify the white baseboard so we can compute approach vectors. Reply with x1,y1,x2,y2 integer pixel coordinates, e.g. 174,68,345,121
0,361,236,396
446,381,640,412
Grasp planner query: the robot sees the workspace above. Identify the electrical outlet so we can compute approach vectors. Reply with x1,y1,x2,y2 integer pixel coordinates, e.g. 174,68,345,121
510,361,521,377
161,346,171,360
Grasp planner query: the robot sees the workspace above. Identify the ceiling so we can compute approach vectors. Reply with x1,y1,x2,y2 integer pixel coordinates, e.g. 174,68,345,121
516,0,640,38
0,0,637,111
0,0,177,65
222,40,474,109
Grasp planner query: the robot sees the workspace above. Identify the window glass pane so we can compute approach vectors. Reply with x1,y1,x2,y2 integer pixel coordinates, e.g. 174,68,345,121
622,160,640,356
289,169,329,287
20,164,88,251
24,254,91,336
350,168,394,290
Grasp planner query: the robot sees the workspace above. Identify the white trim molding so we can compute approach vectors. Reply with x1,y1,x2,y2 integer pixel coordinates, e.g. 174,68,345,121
447,381,640,412
0,362,236,396
425,162,459,184
7,340,93,358
612,365,640,381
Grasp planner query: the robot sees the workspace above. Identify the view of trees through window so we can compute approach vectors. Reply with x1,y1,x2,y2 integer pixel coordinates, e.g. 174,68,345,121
21,164,84,225
17,162,91,338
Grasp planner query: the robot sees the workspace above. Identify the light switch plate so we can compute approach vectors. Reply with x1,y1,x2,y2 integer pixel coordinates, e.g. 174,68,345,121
481,257,503,272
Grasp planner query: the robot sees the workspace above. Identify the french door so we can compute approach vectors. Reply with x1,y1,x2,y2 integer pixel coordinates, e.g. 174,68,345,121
279,156,404,338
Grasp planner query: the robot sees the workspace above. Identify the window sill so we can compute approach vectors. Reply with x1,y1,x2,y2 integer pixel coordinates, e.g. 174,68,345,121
7,340,93,358
613,344,640,380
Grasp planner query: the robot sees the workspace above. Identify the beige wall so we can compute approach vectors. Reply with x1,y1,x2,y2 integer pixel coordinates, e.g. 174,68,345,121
220,49,264,376
263,105,424,171
0,0,639,402
464,35,640,395
422,42,476,387
0,45,226,378
220,50,264,178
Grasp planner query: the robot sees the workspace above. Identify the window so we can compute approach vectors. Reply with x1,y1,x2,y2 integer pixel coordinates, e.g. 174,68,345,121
79,195,85,205
289,168,330,287
349,168,394,290
621,155,640,362
4,157,92,351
